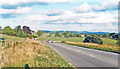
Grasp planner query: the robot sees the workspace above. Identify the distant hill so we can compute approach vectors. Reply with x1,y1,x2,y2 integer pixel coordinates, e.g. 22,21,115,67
41,30,109,35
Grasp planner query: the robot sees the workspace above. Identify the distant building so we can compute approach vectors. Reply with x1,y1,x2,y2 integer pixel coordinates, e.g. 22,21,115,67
81,35,85,37
23,26,31,34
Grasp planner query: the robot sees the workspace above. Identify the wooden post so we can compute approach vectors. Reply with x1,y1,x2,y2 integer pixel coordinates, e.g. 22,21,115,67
7,43,9,48
12,42,15,53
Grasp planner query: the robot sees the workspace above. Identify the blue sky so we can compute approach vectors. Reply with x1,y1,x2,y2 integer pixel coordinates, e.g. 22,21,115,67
0,0,119,33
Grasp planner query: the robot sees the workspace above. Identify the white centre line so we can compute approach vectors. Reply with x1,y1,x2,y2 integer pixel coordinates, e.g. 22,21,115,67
67,48,71,49
89,54,95,58
76,50,80,52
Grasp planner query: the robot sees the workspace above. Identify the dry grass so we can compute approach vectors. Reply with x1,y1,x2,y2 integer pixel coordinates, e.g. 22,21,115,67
2,38,71,67
65,41,119,53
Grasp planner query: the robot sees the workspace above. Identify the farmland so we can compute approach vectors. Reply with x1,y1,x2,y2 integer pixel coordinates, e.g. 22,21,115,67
37,33,119,53
38,33,117,46
1,34,24,44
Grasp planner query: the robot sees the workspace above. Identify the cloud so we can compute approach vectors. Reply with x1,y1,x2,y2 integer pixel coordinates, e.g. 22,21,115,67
24,10,117,24
0,7,31,18
74,0,118,13
39,9,65,16
0,7,31,14
0,0,76,9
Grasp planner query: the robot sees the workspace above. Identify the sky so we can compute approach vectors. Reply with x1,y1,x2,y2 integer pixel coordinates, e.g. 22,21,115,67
0,0,119,33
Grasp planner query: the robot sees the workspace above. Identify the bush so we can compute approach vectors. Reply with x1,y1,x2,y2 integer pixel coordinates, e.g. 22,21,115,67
18,31,29,38
83,35,103,44
61,41,66,43
55,31,61,37
32,35,37,38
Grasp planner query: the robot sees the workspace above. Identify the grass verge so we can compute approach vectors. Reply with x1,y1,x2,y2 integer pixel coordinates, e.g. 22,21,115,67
62,42,120,54
2,38,72,67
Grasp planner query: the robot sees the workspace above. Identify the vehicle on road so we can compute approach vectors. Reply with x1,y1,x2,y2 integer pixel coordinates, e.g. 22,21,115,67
47,40,51,43
52,40,56,43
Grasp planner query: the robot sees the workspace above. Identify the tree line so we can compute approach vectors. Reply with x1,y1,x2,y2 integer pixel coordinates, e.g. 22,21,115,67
0,25,119,45
52,31,119,40
0,25,37,39
49,31,119,44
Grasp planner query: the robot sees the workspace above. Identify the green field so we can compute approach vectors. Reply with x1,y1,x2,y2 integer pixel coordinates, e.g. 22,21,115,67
38,36,84,42
102,38,117,45
0,34,24,43
37,33,119,53
38,33,117,46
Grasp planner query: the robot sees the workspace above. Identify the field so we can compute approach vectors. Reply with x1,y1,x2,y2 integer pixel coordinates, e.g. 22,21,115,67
38,33,119,53
38,37,84,42
102,38,117,45
38,33,117,45
2,34,71,67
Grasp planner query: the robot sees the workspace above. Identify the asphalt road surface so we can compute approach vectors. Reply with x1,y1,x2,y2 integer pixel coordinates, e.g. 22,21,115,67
41,41,119,69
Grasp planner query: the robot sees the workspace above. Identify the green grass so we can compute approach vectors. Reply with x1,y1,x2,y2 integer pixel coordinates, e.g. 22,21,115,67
102,38,117,45
38,33,118,45
38,36,117,45
38,36,84,42
0,34,24,43
38,34,119,54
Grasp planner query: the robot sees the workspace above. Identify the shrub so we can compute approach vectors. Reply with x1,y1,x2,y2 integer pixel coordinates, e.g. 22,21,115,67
61,41,66,43
83,35,103,44
32,35,37,38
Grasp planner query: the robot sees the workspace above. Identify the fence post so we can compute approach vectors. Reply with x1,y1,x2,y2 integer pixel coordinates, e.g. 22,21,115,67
12,42,15,53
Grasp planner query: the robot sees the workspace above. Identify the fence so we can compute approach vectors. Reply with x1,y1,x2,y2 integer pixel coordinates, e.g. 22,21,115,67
1,38,28,49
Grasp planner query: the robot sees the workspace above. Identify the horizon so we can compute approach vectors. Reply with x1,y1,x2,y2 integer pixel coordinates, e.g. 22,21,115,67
0,25,118,33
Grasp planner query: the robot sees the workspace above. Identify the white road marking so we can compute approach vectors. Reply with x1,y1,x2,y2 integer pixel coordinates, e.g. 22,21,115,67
89,54,95,58
67,48,71,49
76,50,80,52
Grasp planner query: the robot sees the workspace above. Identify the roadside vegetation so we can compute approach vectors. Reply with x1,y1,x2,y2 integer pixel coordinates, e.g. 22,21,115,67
2,37,71,67
0,25,72,67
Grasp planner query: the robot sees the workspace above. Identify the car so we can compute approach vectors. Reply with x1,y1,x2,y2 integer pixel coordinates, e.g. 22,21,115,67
47,40,51,43
52,40,56,43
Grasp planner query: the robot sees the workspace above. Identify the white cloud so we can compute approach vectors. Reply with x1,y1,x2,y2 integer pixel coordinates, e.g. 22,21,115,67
0,0,76,5
38,9,65,15
0,7,31,14
74,0,118,13
24,10,117,24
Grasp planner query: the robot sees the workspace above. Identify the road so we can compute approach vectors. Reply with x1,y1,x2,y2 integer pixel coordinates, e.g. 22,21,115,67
42,41,119,68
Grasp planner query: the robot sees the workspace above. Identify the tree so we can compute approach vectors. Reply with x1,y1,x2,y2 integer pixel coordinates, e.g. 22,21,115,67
55,31,61,37
109,33,118,40
3,26,15,36
0,26,2,33
102,34,107,38
72,34,77,37
98,34,102,38
14,25,21,33
0,26,2,31
48,33,52,37
63,31,71,38
83,35,103,44
84,33,88,37
116,36,120,45
18,30,28,38
68,33,73,37
32,35,37,38
76,34,81,37
37,30,43,36
23,26,31,34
